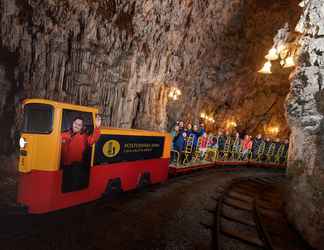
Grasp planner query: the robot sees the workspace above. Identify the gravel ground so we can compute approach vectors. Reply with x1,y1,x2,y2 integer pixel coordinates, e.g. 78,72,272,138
0,167,291,250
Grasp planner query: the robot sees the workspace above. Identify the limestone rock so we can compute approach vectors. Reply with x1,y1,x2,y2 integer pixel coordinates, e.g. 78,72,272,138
0,0,298,154
286,0,324,248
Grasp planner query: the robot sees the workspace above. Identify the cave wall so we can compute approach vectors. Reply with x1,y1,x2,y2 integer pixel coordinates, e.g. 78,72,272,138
0,0,298,156
285,0,324,248
180,0,300,136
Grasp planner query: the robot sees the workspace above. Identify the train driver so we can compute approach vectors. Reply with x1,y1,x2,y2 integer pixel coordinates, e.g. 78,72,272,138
61,115,102,168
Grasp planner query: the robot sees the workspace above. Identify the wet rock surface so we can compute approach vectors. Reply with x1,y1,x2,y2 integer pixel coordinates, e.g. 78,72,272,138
0,168,304,250
0,0,300,155
286,0,324,249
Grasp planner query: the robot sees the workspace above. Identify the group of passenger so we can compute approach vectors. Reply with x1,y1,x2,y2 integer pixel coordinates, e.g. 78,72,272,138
170,121,289,165
171,121,206,153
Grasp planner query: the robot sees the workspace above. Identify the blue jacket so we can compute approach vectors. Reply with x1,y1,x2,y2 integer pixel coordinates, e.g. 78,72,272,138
188,130,203,149
173,131,186,152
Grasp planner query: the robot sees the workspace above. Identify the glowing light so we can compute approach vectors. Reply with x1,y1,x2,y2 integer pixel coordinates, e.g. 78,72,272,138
268,126,279,135
280,60,285,66
277,44,286,53
279,47,289,59
283,56,295,68
201,113,215,123
265,48,278,61
168,87,181,101
19,137,28,149
258,61,272,74
299,0,309,8
226,121,237,128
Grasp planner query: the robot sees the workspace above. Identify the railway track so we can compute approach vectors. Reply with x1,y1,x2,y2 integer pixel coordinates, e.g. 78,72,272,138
0,167,286,242
210,175,310,250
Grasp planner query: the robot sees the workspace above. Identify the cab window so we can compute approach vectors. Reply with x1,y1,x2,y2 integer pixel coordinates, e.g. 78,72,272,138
23,104,53,134
61,109,94,134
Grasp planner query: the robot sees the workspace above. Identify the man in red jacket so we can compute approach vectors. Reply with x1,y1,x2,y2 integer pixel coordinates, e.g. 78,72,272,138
61,115,101,166
61,115,101,192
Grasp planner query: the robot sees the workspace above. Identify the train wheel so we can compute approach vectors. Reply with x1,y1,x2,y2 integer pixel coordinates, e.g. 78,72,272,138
138,172,151,189
102,178,123,200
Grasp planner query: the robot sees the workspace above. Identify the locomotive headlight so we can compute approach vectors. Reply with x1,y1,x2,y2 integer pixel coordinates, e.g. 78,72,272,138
19,137,28,149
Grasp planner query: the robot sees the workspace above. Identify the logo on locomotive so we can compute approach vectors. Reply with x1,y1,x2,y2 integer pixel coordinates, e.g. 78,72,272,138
102,140,121,158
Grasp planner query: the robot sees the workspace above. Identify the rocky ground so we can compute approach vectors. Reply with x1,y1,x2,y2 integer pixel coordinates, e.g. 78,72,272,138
0,155,18,209
0,167,309,250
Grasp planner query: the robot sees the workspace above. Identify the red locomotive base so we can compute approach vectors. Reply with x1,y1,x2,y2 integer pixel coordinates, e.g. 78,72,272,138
18,158,285,214
18,158,169,214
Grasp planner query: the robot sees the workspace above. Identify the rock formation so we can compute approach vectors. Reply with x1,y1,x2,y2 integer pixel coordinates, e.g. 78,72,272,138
286,0,324,248
0,0,298,155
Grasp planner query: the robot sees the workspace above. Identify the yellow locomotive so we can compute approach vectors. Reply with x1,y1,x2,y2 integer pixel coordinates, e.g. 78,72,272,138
18,99,171,213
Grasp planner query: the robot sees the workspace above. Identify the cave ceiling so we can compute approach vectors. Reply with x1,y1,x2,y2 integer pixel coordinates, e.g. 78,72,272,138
0,0,300,154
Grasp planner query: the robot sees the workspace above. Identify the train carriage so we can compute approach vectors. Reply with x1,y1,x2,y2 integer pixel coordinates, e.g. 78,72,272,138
17,99,171,214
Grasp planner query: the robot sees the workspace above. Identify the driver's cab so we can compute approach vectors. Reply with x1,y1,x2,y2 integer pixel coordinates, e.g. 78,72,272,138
18,99,98,193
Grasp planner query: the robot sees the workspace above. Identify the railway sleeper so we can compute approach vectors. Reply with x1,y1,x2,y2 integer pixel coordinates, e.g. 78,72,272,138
229,188,256,197
221,225,264,248
227,191,254,203
221,210,256,227
223,198,253,211
233,184,261,192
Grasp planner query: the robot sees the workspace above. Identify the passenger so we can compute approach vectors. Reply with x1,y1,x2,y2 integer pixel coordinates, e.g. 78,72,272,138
170,125,180,150
205,134,217,161
274,138,281,157
252,134,263,159
232,132,241,152
282,139,289,163
171,125,185,164
199,132,208,160
224,131,231,142
217,130,226,151
61,115,101,167
231,132,241,158
179,120,185,132
224,130,233,150
207,133,214,148
185,123,193,135
242,135,252,160
173,128,187,153
199,122,206,135
264,137,272,160
190,124,203,150
211,136,218,149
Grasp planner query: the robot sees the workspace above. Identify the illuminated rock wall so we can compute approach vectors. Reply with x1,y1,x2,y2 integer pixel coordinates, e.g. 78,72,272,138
286,0,324,248
0,0,298,154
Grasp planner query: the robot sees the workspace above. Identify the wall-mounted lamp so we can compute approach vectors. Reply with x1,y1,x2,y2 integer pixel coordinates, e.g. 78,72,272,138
258,23,299,74
258,61,272,74
168,87,181,101
226,120,237,129
200,112,215,123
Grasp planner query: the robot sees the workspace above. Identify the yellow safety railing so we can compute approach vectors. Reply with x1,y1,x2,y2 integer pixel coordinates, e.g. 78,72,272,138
169,133,289,168
274,144,285,164
219,137,232,161
182,135,194,165
266,143,276,162
255,141,266,162
204,136,218,162
170,150,180,166
230,138,241,160
193,137,203,162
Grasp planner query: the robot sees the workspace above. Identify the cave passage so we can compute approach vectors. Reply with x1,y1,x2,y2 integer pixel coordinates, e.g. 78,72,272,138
1,0,323,249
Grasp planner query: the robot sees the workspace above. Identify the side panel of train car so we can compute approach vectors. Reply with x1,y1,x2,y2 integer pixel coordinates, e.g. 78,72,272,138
17,99,171,214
